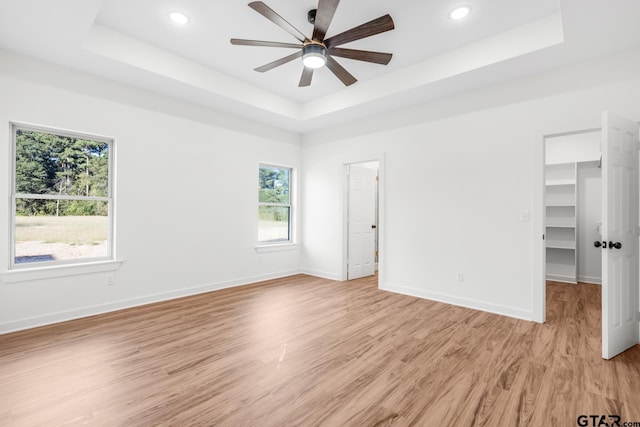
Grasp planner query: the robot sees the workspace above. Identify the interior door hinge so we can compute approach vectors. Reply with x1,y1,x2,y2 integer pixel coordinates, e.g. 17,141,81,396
376,176,379,182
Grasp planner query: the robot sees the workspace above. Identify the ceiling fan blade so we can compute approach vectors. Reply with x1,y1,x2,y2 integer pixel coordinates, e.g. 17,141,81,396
324,14,394,48
230,38,301,49
299,67,314,87
312,0,340,42
326,56,357,86
248,1,308,42
328,48,392,65
255,52,302,72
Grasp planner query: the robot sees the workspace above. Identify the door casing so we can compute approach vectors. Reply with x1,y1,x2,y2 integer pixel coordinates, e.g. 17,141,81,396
533,116,640,358
534,124,600,323
341,154,385,290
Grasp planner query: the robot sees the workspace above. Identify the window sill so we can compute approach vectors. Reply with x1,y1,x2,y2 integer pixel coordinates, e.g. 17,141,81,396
1,259,124,283
254,243,299,253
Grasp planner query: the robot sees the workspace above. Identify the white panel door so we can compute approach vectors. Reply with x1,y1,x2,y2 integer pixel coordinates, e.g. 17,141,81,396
348,164,377,280
601,112,639,359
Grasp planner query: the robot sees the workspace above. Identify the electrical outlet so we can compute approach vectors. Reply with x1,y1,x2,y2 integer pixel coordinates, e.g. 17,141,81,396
106,274,115,286
456,272,464,282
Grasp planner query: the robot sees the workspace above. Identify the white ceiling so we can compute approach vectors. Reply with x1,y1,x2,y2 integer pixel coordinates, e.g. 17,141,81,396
1,0,640,133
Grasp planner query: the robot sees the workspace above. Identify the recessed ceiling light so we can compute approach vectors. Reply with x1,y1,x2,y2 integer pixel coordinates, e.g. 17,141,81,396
169,12,189,25
449,6,471,20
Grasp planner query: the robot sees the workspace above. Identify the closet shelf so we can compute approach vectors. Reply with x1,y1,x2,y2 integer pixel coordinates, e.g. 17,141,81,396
546,241,576,250
546,179,576,186
546,202,576,207
545,161,577,283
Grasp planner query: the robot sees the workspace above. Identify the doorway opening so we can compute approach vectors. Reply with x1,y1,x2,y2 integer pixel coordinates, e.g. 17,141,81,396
543,130,603,352
544,130,602,285
538,113,640,360
343,160,382,284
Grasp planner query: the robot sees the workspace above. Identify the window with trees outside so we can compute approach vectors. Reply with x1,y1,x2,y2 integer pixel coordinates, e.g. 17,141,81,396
258,164,292,244
11,123,113,268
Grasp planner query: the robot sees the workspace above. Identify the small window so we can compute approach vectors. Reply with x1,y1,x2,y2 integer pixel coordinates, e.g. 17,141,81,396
11,124,113,267
258,164,292,244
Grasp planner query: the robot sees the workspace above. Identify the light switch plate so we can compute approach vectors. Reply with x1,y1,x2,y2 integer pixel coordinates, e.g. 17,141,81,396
520,210,530,222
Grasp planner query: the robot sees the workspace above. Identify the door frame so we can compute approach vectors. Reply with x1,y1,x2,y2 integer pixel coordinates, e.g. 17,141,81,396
533,123,600,323
341,153,385,290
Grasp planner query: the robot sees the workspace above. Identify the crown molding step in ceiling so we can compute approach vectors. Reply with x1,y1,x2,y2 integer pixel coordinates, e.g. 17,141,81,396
1,0,640,132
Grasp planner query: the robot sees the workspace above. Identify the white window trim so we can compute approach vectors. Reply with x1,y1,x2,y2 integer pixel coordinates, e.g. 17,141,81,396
254,243,299,253
1,260,123,283
257,162,295,246
8,122,117,273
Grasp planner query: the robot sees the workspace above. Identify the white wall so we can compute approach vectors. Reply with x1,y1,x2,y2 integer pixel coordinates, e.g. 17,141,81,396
0,52,302,333
546,132,601,164
302,111,536,318
302,51,640,320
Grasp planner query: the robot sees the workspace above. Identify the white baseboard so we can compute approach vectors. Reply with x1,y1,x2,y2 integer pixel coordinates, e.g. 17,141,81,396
382,283,534,321
0,269,302,335
578,275,602,285
301,268,341,281
546,273,577,284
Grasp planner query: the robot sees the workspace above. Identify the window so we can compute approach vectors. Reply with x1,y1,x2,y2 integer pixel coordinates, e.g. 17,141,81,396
258,164,292,244
10,123,113,268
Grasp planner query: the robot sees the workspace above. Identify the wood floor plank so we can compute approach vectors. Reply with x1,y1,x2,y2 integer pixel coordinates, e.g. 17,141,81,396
1,277,639,426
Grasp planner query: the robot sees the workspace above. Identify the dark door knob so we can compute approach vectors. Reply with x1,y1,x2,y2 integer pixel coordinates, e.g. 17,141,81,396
608,241,622,249
594,241,602,248
371,225,377,229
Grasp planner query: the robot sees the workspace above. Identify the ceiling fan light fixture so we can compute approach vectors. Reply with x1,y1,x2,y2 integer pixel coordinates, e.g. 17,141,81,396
302,44,327,69
231,1,395,87
449,5,471,20
169,12,190,25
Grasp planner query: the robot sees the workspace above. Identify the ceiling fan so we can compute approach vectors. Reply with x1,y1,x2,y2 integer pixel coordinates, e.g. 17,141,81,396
230,0,395,87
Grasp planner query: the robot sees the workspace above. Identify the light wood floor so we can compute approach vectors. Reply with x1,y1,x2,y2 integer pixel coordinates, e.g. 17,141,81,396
1,276,639,426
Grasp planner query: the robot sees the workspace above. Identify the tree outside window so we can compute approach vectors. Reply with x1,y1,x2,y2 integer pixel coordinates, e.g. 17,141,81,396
11,124,113,266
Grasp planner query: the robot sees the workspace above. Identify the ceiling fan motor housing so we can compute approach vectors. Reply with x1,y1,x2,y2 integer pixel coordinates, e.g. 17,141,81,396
302,42,327,68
